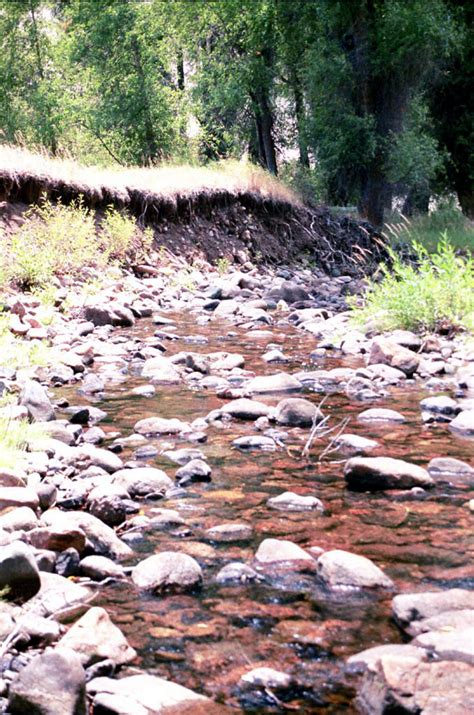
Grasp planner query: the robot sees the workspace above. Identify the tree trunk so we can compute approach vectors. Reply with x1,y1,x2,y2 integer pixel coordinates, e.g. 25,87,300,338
251,89,277,175
131,36,158,163
177,49,185,91
292,74,309,168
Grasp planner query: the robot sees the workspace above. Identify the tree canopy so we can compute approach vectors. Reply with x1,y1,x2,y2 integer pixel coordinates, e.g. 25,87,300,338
0,0,471,224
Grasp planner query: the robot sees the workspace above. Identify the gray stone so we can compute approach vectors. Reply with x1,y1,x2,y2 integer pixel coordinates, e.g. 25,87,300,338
347,644,426,673
428,457,474,477
205,523,252,542
392,589,474,629
41,510,132,561
335,434,379,454
317,549,394,589
176,459,211,483
413,626,474,665
254,538,313,564
220,398,274,420
449,410,474,436
0,506,38,532
368,337,420,376
407,609,474,637
420,395,459,415
79,555,125,581
20,380,55,422
132,551,203,593
134,416,190,435
215,562,261,584
232,435,276,450
245,372,302,394
267,491,324,512
0,540,40,602
358,408,406,423
84,303,135,328
112,467,172,498
274,398,323,427
344,457,433,491
58,607,136,666
8,648,86,715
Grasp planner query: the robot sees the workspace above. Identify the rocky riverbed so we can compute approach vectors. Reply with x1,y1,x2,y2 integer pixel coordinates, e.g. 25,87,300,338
0,258,472,714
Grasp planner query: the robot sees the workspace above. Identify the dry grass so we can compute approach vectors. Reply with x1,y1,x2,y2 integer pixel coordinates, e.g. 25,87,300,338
0,144,300,207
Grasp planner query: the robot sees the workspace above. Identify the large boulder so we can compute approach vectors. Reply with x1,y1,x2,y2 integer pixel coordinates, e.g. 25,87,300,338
20,380,55,422
344,457,434,491
317,550,394,589
0,540,41,602
84,303,135,327
132,552,203,593
58,607,136,667
8,647,87,715
0,487,40,511
392,589,474,630
368,337,420,376
112,467,172,498
41,510,132,561
274,398,323,427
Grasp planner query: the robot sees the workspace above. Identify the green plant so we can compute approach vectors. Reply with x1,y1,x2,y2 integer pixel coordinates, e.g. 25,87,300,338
215,257,230,275
100,208,154,264
0,316,52,369
0,406,47,470
385,202,474,253
351,234,474,333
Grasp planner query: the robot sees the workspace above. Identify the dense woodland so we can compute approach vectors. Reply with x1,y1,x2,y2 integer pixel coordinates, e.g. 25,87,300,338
0,0,472,225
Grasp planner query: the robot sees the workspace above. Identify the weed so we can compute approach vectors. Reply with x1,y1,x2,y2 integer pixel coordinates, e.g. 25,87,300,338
351,234,474,333
215,257,230,275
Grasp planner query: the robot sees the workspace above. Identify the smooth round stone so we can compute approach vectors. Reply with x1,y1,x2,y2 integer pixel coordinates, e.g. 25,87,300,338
358,408,406,423
267,491,324,512
204,523,253,542
254,538,313,564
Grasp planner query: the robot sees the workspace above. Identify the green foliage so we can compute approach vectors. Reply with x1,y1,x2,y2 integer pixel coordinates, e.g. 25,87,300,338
100,208,153,264
352,235,474,333
215,257,230,275
0,409,46,471
386,202,474,253
0,315,52,369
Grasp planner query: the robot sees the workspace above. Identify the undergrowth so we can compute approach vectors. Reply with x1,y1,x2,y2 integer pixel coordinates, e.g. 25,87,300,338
0,397,46,470
351,234,474,333
384,202,474,253
0,316,52,368
0,197,153,291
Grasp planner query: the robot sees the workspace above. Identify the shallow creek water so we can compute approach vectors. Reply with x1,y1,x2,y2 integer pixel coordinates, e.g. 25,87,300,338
59,312,473,713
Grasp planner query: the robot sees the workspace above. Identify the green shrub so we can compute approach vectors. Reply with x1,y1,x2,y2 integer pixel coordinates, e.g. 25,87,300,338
351,234,474,333
385,201,474,253
100,207,154,263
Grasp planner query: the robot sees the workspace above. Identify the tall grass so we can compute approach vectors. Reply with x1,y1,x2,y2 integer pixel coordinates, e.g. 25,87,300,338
384,202,474,253
352,234,474,333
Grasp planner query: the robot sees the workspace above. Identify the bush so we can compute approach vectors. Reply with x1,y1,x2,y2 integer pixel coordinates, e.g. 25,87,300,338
100,207,153,263
351,235,474,333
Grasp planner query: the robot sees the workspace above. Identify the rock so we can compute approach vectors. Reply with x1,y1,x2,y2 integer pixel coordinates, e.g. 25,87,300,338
41,510,132,561
84,303,135,327
449,410,474,436
20,380,55,422
132,551,203,593
87,487,128,527
87,674,209,714
0,540,40,602
79,555,125,581
358,408,406,423
413,626,474,665
176,459,211,484
215,562,261,584
368,337,420,376
406,609,474,637
80,373,104,395
334,434,379,454
25,571,93,621
240,667,293,689
134,416,190,436
0,506,38,532
267,281,310,304
141,355,182,384
274,398,323,427
347,644,426,673
220,398,274,420
63,445,123,474
162,448,205,465
254,538,313,564
27,525,86,553
112,467,172,498
428,457,474,478
392,589,474,629
419,395,459,415
344,457,433,491
8,648,86,715
245,372,302,394
317,550,394,589
232,435,276,451
204,523,252,542
0,467,27,488
267,491,324,512
356,655,474,715
58,607,136,667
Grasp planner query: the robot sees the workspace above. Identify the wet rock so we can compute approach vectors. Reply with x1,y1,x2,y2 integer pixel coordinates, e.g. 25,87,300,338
204,523,252,542
130,384,156,397
267,491,324,512
27,525,86,553
176,459,212,484
220,398,274,420
419,395,459,416
80,555,126,581
20,380,55,422
345,376,380,400
245,372,302,394
413,626,474,665
232,435,276,451
132,551,203,593
345,457,433,491
0,486,39,510
262,348,288,363
215,562,261,584
334,434,379,454
392,589,474,630
112,467,173,498
0,540,41,602
8,648,87,715
141,355,182,384
87,487,128,527
449,410,474,436
58,607,136,667
427,457,474,484
240,666,293,689
84,303,135,327
254,538,313,565
163,448,205,465
41,510,132,561
406,609,474,637
274,398,323,427
356,655,474,715
368,337,420,376
317,550,394,589
87,674,209,714
134,416,190,435
358,408,406,423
